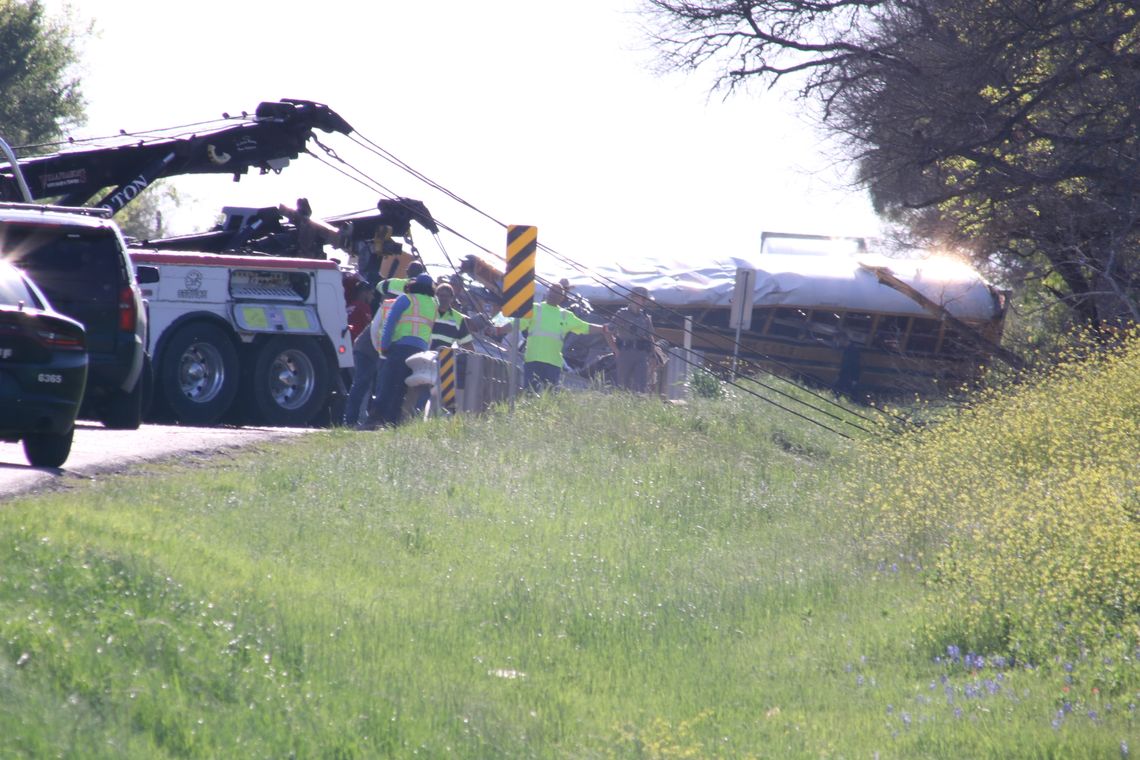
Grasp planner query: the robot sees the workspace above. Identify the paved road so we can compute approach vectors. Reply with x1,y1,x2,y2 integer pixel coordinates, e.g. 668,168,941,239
0,422,308,501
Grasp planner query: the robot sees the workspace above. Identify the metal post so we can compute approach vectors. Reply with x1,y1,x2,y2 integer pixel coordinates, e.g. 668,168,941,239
732,322,743,378
507,320,520,411
684,317,693,396
0,136,34,202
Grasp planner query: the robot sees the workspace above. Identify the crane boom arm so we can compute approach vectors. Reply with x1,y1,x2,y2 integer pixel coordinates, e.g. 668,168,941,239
0,99,353,213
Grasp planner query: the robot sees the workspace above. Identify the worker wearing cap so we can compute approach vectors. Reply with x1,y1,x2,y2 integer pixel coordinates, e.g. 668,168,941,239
372,273,438,426
496,282,608,392
342,263,423,427
605,285,657,393
429,282,474,350
414,281,474,412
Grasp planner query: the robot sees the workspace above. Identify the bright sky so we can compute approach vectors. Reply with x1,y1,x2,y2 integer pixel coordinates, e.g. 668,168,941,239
46,0,881,280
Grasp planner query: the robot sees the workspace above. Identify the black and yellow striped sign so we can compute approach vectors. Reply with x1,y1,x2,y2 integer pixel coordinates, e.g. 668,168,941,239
502,224,537,319
438,346,456,412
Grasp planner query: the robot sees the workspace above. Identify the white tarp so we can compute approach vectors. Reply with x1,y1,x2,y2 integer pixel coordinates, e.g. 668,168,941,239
562,251,1004,322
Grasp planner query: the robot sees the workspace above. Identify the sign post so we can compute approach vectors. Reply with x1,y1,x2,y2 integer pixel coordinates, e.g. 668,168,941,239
438,346,456,414
503,225,537,406
728,268,756,377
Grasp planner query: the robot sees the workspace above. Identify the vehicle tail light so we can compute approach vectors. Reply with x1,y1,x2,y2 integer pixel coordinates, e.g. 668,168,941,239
118,285,138,331
36,327,86,351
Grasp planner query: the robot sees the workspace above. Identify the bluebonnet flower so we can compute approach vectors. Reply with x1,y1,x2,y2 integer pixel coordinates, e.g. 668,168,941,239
886,704,894,714
856,675,865,687
1063,662,1074,672
953,707,963,719
984,679,1000,694
1062,701,1073,714
901,712,911,728
1120,739,1128,757
1088,709,1098,721
947,644,961,662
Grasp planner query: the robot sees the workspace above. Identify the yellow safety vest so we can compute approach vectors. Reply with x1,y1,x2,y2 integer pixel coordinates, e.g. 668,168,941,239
522,303,576,366
392,293,437,344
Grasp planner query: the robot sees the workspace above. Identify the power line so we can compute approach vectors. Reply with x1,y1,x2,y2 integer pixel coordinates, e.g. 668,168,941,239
326,130,903,437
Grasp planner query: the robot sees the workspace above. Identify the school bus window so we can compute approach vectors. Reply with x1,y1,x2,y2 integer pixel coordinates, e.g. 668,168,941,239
939,326,973,357
756,307,777,335
808,310,840,340
908,318,941,353
873,315,908,351
768,307,809,338
811,310,840,327
841,312,873,342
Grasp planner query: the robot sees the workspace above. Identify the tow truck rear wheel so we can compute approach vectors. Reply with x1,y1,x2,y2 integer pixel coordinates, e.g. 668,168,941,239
244,336,330,427
159,322,240,426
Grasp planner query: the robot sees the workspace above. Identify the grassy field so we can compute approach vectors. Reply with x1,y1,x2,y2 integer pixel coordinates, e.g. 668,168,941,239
0,352,1137,758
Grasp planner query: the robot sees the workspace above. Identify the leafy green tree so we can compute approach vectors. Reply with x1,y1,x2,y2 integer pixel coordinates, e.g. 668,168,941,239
0,0,86,147
112,181,181,241
644,0,1140,328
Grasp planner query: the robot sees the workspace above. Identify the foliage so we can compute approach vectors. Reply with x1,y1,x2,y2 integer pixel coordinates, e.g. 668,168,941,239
687,366,724,398
642,0,1140,328
112,181,182,241
0,388,1137,757
0,0,86,148
846,328,1140,665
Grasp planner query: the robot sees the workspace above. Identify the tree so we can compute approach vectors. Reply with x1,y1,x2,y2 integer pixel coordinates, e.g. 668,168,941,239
112,181,181,241
0,0,86,147
643,0,1140,328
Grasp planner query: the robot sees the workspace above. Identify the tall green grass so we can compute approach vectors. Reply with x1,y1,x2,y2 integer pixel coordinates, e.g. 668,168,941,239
0,371,1136,757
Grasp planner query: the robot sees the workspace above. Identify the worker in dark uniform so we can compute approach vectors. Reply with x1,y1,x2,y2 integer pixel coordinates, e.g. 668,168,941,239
605,285,656,393
833,331,863,401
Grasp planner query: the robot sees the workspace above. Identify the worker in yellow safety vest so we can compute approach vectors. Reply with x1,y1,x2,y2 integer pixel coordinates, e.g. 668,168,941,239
494,282,608,392
372,273,439,426
342,262,423,427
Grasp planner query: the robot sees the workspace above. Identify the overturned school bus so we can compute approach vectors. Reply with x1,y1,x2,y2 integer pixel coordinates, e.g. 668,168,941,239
564,233,1011,397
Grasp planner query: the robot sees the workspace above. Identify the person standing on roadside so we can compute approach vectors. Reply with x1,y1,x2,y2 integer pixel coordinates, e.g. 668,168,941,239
605,285,656,393
493,282,608,392
413,282,474,412
429,282,474,351
342,262,425,427
372,274,438,426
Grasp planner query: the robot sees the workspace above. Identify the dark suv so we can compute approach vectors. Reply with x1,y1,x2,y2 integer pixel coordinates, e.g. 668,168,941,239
0,260,88,467
0,203,148,429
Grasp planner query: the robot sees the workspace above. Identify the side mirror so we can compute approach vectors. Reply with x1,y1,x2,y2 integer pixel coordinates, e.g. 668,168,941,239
136,265,160,285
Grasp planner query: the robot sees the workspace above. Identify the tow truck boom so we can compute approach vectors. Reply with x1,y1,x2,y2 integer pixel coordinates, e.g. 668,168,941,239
0,99,353,213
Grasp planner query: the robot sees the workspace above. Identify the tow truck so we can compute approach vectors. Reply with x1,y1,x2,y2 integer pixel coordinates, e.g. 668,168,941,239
1,99,436,426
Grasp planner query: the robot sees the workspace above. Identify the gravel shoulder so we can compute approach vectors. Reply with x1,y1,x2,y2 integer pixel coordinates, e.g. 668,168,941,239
0,422,311,501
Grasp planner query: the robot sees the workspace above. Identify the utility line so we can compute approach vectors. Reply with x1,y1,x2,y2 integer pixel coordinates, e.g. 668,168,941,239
323,132,900,436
